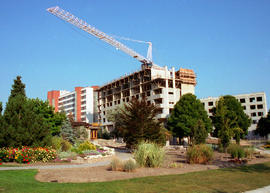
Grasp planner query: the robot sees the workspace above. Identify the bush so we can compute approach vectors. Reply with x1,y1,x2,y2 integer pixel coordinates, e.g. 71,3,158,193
244,147,254,159
61,140,72,152
134,142,165,168
51,136,62,151
227,144,245,159
58,151,77,160
78,141,96,152
123,159,137,172
111,157,123,171
186,144,213,164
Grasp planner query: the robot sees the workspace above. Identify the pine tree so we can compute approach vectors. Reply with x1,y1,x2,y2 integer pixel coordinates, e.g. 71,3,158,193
9,76,26,99
61,119,76,144
116,97,166,148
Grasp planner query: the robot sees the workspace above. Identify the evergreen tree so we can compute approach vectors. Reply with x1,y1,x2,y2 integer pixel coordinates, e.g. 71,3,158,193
9,76,26,99
116,97,166,148
61,119,76,144
167,93,212,143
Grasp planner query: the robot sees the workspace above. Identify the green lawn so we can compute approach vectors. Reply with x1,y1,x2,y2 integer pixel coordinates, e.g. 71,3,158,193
1,162,270,193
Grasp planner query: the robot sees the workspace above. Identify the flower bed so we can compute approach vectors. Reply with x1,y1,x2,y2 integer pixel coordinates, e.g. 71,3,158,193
0,147,57,164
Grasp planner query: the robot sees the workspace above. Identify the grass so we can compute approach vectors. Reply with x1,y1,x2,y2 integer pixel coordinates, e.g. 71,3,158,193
0,162,270,193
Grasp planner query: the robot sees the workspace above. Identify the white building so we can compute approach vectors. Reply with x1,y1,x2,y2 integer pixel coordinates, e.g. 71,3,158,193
47,86,99,123
200,92,268,137
97,65,196,131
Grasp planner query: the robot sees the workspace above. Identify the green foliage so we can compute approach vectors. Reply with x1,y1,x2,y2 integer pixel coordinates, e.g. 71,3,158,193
186,144,213,164
60,119,75,144
167,94,212,142
77,141,96,152
9,76,26,99
111,157,123,171
114,97,166,148
134,142,165,168
227,144,245,159
51,136,62,151
212,95,251,140
255,110,270,137
58,151,77,160
0,76,66,148
191,119,208,144
61,139,72,152
123,159,137,172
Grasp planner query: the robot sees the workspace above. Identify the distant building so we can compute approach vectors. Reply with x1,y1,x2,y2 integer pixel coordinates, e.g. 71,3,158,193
97,65,197,131
47,86,99,123
200,92,268,137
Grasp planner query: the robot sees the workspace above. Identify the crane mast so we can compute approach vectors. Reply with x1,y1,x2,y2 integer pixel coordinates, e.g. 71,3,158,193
47,6,154,66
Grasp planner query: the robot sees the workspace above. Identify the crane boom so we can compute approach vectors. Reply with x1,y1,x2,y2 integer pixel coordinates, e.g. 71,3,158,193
47,6,153,65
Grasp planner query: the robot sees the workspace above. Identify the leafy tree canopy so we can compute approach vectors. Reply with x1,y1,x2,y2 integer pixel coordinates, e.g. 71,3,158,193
167,93,212,143
212,95,251,138
255,110,270,137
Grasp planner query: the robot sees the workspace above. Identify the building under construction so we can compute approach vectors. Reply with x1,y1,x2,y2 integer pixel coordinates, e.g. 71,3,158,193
47,6,197,131
98,65,196,131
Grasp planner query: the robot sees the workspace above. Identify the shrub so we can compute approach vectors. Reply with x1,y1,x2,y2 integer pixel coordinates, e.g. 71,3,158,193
58,151,77,160
51,136,62,151
244,147,254,159
78,141,96,152
169,162,183,168
61,140,72,152
186,144,213,164
134,142,165,168
227,144,245,159
111,157,123,171
123,159,137,172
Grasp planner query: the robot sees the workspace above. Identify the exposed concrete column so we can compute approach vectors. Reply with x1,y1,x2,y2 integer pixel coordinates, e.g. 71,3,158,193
163,66,169,115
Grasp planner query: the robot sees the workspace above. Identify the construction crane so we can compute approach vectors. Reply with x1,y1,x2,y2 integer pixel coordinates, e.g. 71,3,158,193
47,6,154,66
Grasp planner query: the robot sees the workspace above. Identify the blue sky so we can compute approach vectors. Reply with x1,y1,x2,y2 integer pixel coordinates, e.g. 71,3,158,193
0,0,270,110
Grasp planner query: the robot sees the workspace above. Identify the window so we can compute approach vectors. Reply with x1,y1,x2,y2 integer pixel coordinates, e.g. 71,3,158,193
118,100,120,104
250,105,256,110
240,98,245,103
114,101,117,105
208,101,213,106
257,97,262,102
169,102,174,104
258,112,263,116
147,101,151,105
251,112,256,117
169,108,173,114
103,111,105,115
103,118,106,122
250,97,255,102
242,106,246,110
252,120,257,124
147,91,151,96
168,92,174,95
209,108,213,113
257,104,263,109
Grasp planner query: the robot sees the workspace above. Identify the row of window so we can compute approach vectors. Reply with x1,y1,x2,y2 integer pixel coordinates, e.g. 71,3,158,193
251,112,264,117
240,96,263,103
59,94,75,101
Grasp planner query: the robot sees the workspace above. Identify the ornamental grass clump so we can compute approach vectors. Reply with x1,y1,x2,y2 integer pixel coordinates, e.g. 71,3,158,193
134,142,165,168
227,144,245,159
123,159,137,172
186,144,213,164
111,157,123,171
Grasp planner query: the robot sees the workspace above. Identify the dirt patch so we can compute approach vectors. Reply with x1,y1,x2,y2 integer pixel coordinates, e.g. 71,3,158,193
35,150,270,183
